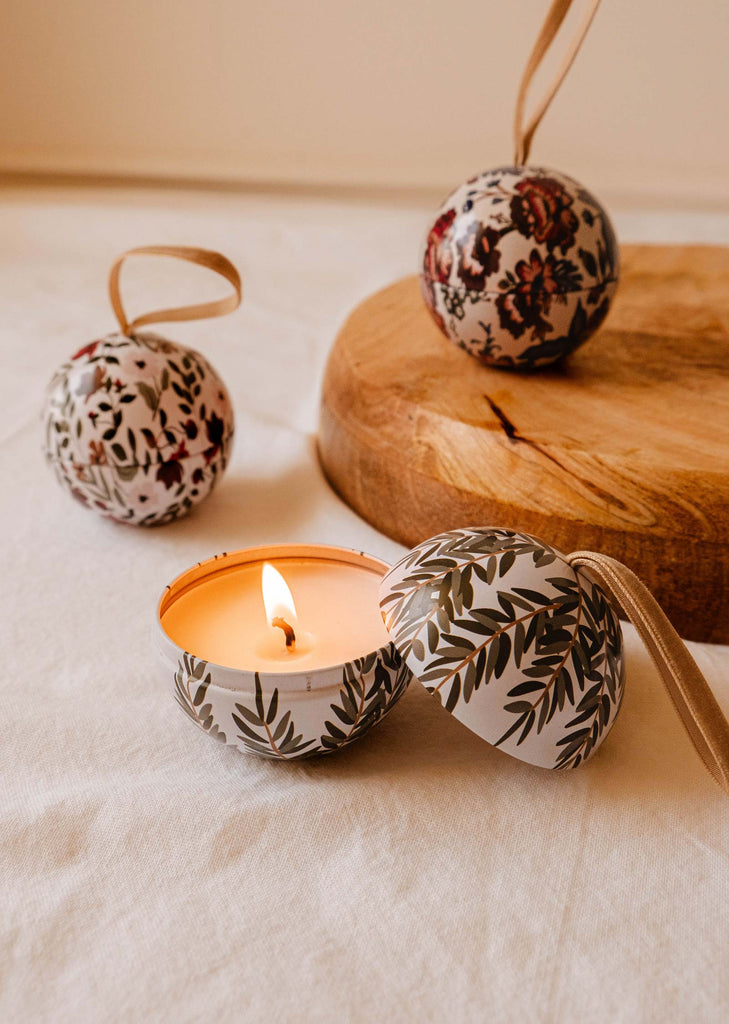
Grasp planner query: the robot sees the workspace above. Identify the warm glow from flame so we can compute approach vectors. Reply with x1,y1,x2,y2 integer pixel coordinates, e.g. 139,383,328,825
261,562,297,626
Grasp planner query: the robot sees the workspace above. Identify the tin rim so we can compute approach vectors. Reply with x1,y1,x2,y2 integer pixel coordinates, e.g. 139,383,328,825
156,542,394,689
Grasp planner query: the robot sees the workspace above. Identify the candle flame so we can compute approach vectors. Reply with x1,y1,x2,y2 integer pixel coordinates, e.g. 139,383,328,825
261,562,297,626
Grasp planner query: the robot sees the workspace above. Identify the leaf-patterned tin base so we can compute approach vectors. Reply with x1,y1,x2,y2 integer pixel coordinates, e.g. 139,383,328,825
380,527,625,770
171,647,411,760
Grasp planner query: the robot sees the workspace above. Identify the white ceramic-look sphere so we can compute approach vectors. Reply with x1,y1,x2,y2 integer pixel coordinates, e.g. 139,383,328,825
380,527,625,770
420,166,619,369
43,330,234,525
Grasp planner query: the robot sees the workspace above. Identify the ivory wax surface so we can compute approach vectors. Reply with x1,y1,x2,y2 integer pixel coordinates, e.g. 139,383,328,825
161,557,390,672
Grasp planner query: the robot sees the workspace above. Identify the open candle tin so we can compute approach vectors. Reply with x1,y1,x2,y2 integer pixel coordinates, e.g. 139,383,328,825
157,544,412,759
157,529,625,768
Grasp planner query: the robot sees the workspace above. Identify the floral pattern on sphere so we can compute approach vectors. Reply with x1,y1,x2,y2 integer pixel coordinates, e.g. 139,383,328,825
420,167,619,369
380,527,625,770
43,330,234,525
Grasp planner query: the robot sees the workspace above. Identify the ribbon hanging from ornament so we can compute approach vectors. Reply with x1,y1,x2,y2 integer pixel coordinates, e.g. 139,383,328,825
514,0,603,165
566,552,729,795
109,245,243,337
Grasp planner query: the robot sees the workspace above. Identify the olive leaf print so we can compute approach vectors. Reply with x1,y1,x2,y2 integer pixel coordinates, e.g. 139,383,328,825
169,645,412,761
320,645,411,752
231,674,317,760
381,528,624,770
175,654,227,743
381,529,559,710
492,571,624,768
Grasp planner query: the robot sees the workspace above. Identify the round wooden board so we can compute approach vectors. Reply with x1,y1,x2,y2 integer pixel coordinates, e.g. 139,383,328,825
318,244,729,644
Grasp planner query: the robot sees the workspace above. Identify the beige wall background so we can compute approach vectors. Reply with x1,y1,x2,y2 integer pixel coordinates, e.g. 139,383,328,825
1,0,728,207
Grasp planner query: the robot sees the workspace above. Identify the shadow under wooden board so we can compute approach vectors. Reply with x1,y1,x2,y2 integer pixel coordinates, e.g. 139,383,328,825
318,244,729,644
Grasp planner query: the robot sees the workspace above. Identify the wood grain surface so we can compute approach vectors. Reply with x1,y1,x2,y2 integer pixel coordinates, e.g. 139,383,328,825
318,245,729,643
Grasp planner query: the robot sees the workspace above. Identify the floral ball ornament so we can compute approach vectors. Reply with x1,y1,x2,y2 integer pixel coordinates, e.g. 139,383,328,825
421,166,619,369
43,245,242,526
43,331,234,525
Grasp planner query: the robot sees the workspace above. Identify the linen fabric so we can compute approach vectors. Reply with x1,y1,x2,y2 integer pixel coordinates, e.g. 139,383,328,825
2,186,729,1024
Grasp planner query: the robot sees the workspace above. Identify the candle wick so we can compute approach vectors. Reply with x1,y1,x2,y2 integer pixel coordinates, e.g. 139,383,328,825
271,616,296,651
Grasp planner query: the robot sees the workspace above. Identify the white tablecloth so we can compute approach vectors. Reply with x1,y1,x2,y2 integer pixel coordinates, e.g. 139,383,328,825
2,185,729,1023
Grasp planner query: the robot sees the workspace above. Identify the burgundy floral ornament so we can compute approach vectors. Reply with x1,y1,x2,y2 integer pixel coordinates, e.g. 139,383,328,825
43,330,234,525
421,166,619,369
379,527,625,770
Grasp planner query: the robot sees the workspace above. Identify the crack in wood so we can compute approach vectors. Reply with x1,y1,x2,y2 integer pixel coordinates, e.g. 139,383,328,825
484,394,628,511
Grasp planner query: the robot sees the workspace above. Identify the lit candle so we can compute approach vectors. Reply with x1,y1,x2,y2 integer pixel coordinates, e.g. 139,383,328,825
156,544,412,759
262,562,300,652
160,546,389,673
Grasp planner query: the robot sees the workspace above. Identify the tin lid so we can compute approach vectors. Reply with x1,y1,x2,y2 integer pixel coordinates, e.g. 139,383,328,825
378,527,624,770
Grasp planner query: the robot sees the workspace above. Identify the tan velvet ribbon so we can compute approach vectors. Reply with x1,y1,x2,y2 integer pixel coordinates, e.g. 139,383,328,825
514,0,602,166
109,245,242,337
567,551,729,795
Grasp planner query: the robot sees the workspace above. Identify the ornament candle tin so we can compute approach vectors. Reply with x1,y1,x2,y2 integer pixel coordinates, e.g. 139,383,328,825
156,527,729,792
157,530,624,769
157,545,413,759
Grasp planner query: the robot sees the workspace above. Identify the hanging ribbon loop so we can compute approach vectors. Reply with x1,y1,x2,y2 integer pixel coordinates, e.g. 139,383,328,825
514,0,602,166
109,245,242,337
567,551,729,796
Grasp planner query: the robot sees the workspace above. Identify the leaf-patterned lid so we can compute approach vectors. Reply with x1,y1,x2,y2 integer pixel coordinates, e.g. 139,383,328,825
378,527,624,770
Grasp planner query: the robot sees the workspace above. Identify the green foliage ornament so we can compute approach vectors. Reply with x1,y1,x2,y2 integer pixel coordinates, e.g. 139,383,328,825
380,527,625,770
